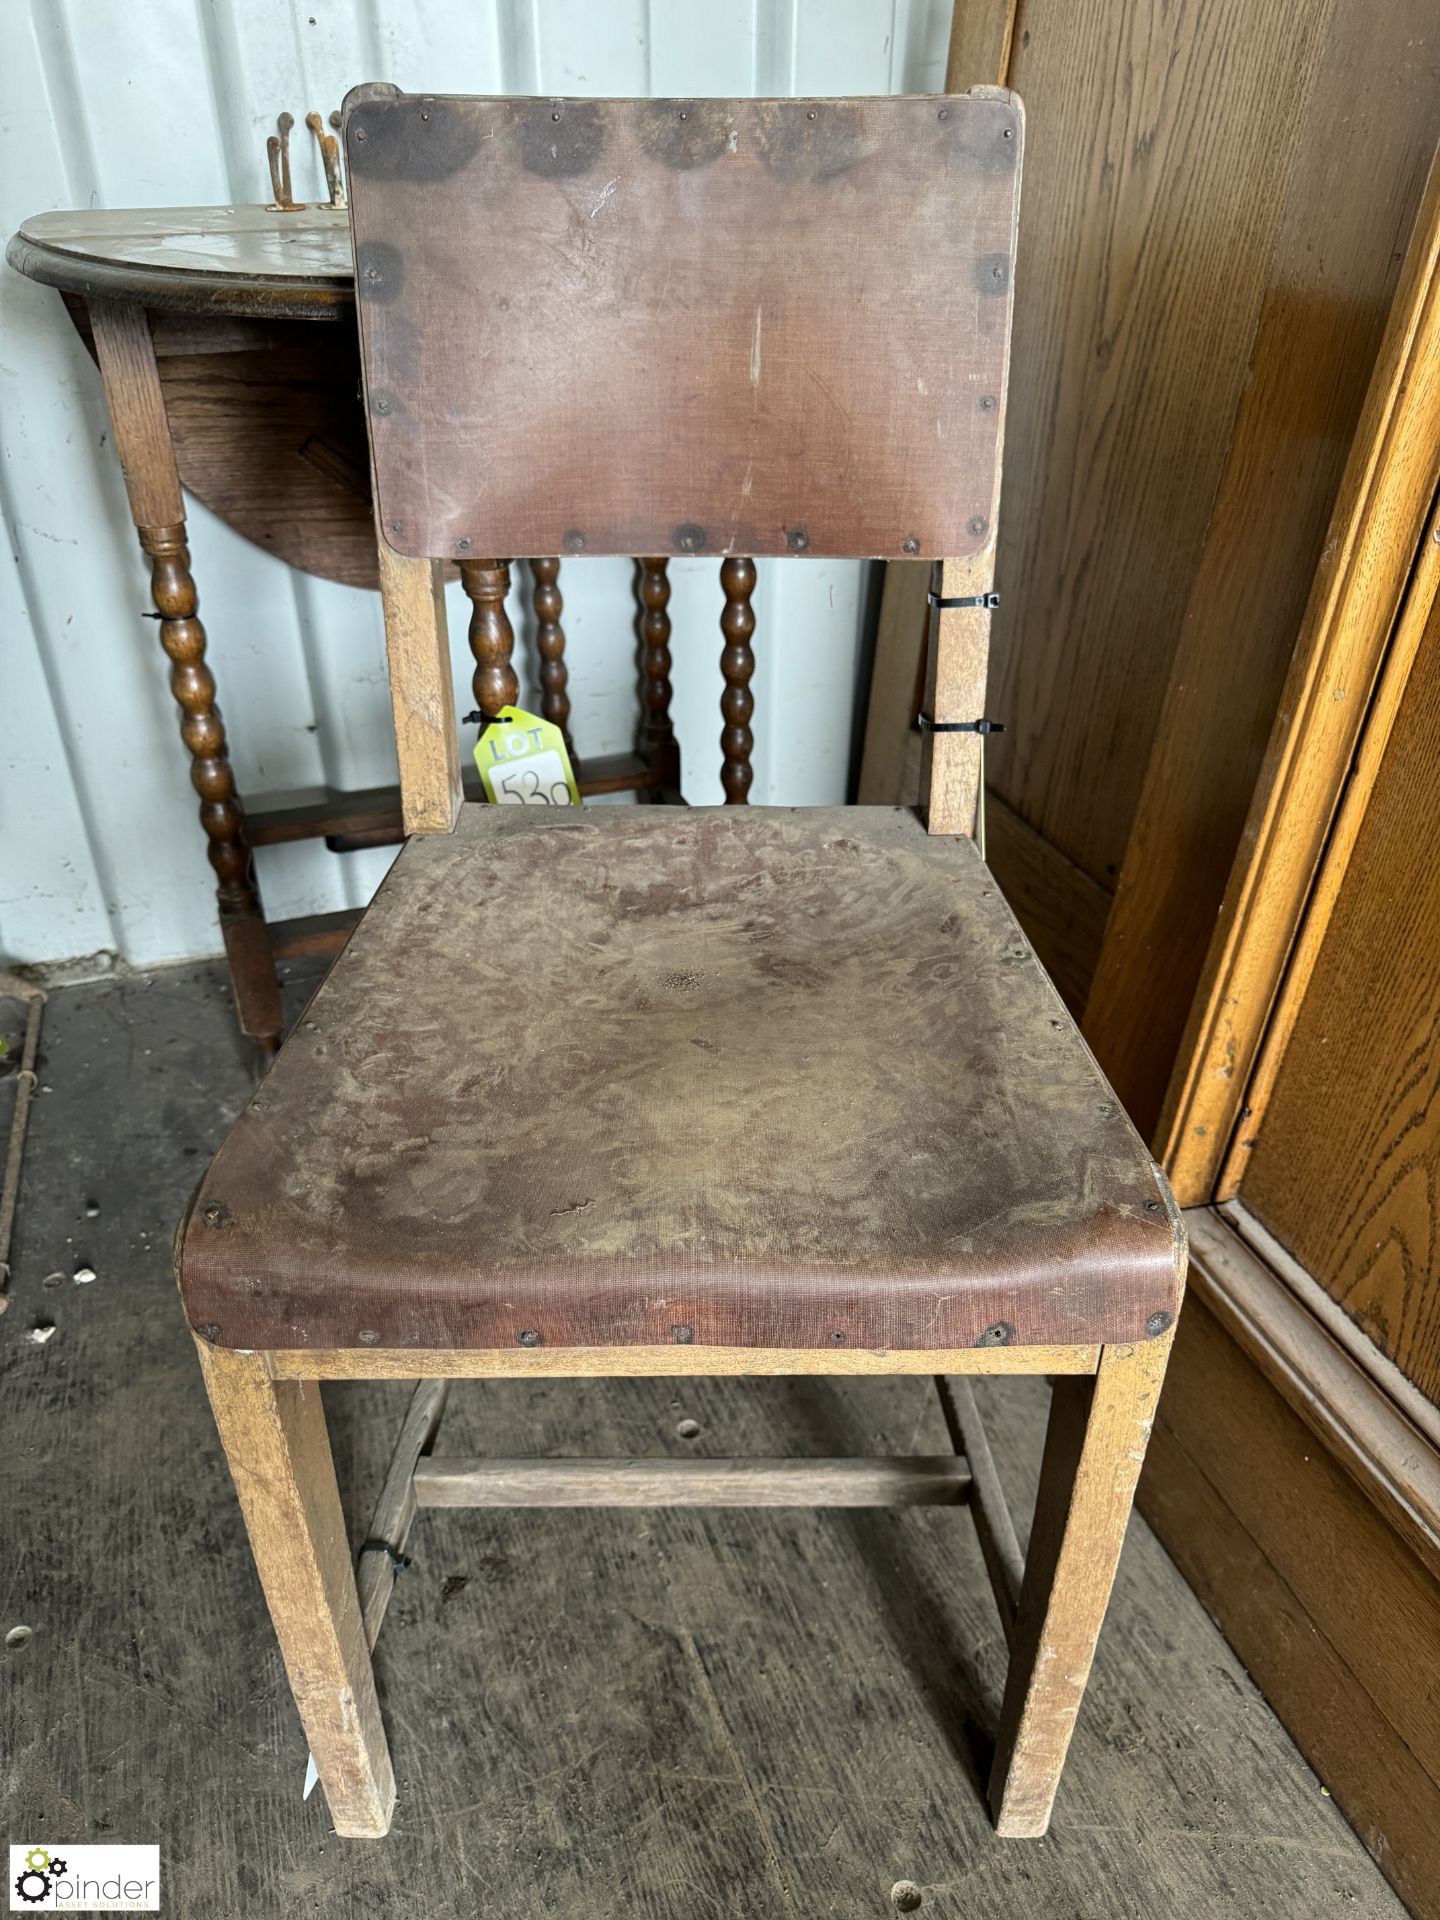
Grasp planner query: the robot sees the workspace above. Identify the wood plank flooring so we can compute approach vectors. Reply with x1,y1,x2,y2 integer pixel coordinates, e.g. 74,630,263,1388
0,963,1404,1917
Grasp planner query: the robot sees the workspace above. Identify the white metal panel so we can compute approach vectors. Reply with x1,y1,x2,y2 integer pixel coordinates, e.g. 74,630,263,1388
0,0,949,971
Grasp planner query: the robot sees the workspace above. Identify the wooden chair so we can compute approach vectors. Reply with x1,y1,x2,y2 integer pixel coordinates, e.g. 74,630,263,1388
177,84,1185,1843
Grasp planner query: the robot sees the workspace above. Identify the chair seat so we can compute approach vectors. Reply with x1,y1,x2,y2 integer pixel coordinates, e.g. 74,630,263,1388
179,806,1181,1355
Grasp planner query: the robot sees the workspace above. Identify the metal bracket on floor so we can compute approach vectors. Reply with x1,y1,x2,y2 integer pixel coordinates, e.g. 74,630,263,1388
0,973,46,1315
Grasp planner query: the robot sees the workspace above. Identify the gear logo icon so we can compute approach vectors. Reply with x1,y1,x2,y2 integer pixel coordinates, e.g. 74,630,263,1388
13,1847,68,1903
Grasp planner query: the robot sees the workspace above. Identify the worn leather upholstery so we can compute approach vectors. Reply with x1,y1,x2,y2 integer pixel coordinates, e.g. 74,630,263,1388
179,806,1182,1354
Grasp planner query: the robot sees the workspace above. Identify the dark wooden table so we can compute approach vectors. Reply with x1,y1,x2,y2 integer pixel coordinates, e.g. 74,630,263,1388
7,205,686,1058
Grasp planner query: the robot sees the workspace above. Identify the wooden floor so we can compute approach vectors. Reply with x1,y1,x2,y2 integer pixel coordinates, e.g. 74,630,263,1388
0,962,1406,1918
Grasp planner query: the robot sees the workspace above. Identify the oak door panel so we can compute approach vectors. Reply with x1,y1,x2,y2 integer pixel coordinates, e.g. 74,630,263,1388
1241,589,1440,1405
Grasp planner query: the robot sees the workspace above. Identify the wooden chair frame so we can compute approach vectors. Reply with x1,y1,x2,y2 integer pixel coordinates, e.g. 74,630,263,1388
195,534,1181,1842
190,87,1183,1844
199,1328,1175,1840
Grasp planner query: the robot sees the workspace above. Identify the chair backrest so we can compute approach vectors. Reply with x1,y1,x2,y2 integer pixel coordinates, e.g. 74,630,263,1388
343,86,1023,835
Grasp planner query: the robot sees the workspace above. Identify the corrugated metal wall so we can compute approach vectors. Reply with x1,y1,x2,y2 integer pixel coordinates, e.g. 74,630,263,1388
0,0,949,972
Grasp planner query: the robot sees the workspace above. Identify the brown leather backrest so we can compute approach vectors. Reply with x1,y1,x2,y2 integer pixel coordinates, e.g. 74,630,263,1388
343,87,1022,566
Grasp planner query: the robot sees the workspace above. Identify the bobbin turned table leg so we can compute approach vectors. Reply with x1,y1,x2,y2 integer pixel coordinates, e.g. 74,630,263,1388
89,298,282,1060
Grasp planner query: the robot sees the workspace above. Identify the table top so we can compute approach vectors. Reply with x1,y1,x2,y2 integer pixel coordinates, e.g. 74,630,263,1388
7,205,355,318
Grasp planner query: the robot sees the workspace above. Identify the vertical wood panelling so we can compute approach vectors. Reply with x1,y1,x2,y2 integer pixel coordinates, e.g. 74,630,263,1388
2,0,946,971
1082,1,1440,1139
991,0,1337,891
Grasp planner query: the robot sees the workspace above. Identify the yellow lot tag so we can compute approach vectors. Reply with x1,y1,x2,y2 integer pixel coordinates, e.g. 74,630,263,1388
474,705,580,807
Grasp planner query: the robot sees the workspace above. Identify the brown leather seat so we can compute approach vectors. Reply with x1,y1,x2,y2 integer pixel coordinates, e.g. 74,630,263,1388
179,804,1180,1357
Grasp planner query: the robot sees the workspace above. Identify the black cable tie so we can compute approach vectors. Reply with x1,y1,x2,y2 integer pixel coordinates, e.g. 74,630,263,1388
462,709,510,733
927,590,1001,611
359,1538,412,1573
915,715,1007,736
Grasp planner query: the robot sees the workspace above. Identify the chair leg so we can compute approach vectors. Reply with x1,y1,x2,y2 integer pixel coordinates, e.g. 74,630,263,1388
988,1331,1174,1837
195,1341,396,1837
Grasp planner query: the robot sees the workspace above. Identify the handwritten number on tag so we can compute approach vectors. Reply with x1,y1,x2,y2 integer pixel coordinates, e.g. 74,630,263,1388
491,753,571,806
